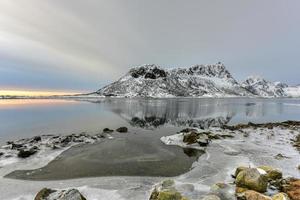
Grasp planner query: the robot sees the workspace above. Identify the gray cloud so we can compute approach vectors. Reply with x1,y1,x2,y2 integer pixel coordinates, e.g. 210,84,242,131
0,0,299,92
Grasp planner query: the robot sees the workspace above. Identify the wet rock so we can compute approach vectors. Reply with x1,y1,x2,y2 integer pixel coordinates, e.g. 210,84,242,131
201,195,221,200
103,128,114,133
240,190,272,200
272,193,290,200
235,168,268,193
257,166,282,181
116,127,128,133
17,147,38,158
35,188,86,200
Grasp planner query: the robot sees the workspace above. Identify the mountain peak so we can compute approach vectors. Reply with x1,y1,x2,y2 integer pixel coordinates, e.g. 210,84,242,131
128,64,167,79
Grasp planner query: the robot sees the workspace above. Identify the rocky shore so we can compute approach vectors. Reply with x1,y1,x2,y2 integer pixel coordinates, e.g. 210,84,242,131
1,121,300,200
149,165,300,200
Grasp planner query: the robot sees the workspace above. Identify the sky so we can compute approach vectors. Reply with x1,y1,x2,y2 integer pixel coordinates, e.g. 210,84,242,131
0,0,299,94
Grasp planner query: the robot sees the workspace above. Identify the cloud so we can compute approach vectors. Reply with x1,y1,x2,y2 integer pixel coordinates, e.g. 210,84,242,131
0,0,299,91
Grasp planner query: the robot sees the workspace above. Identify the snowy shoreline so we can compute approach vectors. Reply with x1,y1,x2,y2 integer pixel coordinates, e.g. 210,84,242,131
0,121,299,199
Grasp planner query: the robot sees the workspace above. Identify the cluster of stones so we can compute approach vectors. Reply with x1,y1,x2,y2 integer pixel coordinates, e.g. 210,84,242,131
35,188,86,200
222,120,300,131
181,128,234,147
0,126,129,159
233,166,300,200
0,134,102,159
149,180,189,200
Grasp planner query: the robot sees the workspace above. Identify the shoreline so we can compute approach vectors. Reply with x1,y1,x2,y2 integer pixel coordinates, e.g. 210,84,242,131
0,121,299,199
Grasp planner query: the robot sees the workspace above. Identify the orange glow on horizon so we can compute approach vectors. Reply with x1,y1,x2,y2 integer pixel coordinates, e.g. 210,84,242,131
0,90,82,96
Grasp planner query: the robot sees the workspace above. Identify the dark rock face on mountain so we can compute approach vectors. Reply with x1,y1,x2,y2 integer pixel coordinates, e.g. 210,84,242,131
95,63,252,97
93,63,300,98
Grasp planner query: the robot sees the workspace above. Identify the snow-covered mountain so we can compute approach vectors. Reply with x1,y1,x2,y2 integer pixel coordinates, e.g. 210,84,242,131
94,63,300,98
96,63,252,97
241,76,287,97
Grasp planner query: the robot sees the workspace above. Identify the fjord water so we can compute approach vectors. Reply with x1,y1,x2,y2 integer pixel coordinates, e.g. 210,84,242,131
1,98,300,143
1,98,300,180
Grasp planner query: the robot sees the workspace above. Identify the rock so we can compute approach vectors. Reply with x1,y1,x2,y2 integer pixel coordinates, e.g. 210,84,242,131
274,154,290,160
272,193,290,200
149,188,183,200
236,187,249,194
32,136,42,142
35,188,86,200
282,179,300,200
242,190,272,200
103,128,114,133
116,127,128,133
0,152,3,157
17,147,38,158
11,143,23,150
234,166,249,177
235,168,268,192
180,128,197,133
258,166,282,181
183,132,199,144
201,195,221,200
35,188,56,200
197,135,210,147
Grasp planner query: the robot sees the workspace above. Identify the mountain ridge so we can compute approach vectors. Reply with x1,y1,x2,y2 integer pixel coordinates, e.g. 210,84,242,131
95,63,300,98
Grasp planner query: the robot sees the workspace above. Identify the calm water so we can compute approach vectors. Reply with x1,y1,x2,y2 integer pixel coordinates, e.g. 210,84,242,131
1,98,300,180
1,98,300,143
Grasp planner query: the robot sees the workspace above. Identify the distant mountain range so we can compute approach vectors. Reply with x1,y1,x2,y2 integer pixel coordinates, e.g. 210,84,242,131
94,63,300,98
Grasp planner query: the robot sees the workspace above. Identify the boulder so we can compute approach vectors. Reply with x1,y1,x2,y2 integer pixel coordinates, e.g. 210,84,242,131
235,168,268,192
32,136,42,142
116,127,128,133
234,166,249,177
282,179,300,200
258,166,282,181
103,128,114,133
242,190,272,200
149,188,183,200
183,132,199,144
17,147,38,158
35,188,86,200
35,188,56,200
272,193,290,200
